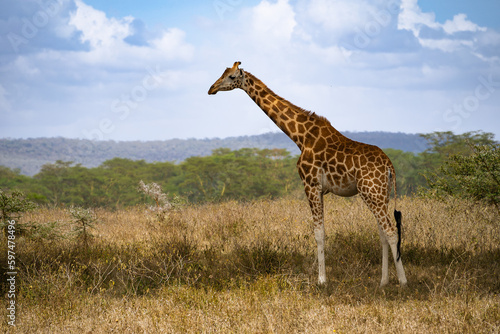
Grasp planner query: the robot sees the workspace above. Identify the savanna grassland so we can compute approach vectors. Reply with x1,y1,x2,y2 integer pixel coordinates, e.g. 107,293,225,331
1,196,500,333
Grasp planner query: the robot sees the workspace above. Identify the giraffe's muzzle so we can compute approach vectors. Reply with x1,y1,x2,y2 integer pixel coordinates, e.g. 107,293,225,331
208,85,218,95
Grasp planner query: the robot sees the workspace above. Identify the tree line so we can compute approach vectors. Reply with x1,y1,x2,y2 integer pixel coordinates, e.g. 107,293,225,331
0,132,428,176
0,131,497,209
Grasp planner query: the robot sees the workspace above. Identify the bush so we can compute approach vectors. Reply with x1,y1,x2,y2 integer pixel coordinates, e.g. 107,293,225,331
138,180,175,222
69,206,99,246
0,189,37,236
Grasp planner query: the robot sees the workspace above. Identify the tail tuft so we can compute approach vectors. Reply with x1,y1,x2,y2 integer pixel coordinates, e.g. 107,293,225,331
394,210,402,261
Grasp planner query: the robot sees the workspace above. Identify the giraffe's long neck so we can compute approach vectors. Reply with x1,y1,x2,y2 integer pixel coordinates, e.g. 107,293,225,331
241,71,343,151
242,72,309,149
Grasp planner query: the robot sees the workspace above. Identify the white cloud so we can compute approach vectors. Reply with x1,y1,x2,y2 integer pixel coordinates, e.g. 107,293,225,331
419,38,473,53
250,0,296,46
13,56,41,76
150,29,194,61
442,13,486,35
398,0,489,54
307,44,349,65
306,0,377,38
398,0,439,36
70,0,133,49
67,0,194,67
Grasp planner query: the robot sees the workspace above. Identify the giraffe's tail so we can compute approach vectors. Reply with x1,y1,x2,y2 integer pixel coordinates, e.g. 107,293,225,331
394,209,402,261
389,166,402,262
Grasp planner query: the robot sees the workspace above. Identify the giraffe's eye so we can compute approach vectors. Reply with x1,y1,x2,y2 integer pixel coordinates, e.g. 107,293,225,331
229,75,236,80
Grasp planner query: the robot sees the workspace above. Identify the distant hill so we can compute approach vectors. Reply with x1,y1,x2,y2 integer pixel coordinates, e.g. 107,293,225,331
0,132,428,176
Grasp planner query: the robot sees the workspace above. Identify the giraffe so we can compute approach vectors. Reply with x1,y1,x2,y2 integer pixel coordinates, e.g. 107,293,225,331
208,61,407,287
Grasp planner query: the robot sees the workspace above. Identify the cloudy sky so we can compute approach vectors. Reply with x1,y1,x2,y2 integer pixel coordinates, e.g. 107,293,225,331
1,0,499,142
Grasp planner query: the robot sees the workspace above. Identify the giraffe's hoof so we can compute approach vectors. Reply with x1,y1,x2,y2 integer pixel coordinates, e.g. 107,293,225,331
318,277,327,285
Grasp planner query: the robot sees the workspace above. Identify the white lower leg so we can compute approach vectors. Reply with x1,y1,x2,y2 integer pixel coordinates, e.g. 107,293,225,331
389,241,407,286
379,230,390,286
315,224,326,284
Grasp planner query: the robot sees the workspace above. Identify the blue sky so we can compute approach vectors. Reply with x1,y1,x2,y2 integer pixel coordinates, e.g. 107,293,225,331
419,0,500,29
1,0,499,142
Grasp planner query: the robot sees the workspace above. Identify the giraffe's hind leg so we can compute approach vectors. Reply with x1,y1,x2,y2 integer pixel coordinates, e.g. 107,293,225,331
378,226,390,287
386,227,407,286
375,209,407,286
378,212,407,286
359,190,407,286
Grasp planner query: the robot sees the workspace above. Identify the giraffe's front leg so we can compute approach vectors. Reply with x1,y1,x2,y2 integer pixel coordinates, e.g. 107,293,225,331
315,220,326,285
305,187,327,285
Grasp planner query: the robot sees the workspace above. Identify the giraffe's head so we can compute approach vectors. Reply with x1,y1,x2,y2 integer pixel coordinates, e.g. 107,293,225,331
208,61,245,95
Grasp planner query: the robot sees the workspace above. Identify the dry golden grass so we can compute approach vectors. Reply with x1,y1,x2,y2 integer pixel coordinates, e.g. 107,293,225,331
1,196,499,333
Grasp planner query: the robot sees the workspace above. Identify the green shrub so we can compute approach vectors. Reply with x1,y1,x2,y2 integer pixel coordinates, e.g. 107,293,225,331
69,206,98,246
0,189,37,236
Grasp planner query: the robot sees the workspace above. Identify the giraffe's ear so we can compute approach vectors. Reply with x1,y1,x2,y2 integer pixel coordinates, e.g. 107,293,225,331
232,61,241,70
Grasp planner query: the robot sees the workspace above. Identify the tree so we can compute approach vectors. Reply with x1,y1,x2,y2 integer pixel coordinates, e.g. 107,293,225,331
34,160,74,206
419,131,498,196
419,131,496,170
384,149,426,195
0,166,47,203
426,143,500,212
179,148,302,202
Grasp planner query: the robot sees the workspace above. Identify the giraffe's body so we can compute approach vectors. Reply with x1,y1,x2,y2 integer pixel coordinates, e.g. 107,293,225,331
209,62,407,286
